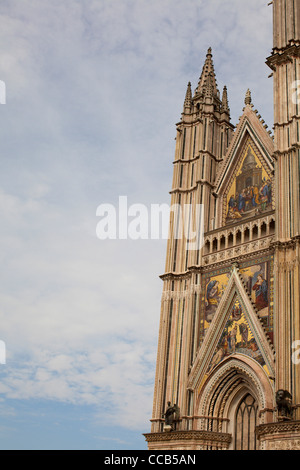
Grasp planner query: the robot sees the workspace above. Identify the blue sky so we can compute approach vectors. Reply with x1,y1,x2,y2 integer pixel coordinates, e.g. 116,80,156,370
0,0,273,450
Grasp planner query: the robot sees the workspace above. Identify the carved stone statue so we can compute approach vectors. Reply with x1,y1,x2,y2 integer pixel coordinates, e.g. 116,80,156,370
163,402,180,430
164,401,175,426
173,403,180,421
276,390,293,420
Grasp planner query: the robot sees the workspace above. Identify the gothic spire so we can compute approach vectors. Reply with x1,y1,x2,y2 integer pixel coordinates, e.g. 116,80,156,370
194,47,220,99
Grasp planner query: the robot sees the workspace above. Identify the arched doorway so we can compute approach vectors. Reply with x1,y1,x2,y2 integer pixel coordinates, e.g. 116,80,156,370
195,356,274,450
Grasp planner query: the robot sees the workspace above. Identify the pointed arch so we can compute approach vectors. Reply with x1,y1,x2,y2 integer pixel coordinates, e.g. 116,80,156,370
194,354,275,448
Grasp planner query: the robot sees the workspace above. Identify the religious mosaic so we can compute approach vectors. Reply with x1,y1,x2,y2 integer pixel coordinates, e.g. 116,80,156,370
206,298,266,375
240,264,269,318
225,145,272,224
204,272,230,323
201,256,274,344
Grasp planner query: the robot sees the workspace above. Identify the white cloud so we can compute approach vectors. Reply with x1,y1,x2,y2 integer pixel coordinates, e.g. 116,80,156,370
0,182,162,429
0,0,274,444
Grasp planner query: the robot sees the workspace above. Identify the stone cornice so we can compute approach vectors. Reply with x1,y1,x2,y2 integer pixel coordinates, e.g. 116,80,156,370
169,176,217,195
159,271,192,281
266,44,300,70
273,144,300,160
256,420,300,438
176,113,235,129
144,430,232,444
272,236,300,249
274,116,300,128
195,245,274,273
160,246,274,280
173,148,224,165
169,178,214,195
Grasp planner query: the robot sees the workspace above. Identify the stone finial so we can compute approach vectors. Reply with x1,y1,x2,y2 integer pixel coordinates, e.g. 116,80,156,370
245,89,252,106
184,81,192,111
221,85,230,114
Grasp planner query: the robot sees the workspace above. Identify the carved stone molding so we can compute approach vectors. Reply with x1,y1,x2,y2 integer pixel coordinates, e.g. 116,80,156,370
203,236,274,267
198,247,274,273
144,430,232,445
273,236,300,250
256,420,300,450
267,44,300,70
256,420,300,438
267,439,300,451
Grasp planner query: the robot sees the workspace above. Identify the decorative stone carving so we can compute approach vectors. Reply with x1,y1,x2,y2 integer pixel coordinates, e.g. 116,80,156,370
163,402,180,431
144,430,232,450
256,421,300,450
276,390,293,421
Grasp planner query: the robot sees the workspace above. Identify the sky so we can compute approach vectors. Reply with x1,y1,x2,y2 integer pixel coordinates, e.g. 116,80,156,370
0,0,274,450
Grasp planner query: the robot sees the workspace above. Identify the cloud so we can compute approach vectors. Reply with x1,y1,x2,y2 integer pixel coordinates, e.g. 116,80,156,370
0,181,162,429
0,0,274,444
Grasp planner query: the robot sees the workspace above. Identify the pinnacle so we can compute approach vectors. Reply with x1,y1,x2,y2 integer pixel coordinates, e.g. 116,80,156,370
194,47,220,98
183,81,192,110
245,88,252,106
221,85,230,114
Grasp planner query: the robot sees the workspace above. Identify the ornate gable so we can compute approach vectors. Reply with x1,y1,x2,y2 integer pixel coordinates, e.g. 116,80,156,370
188,265,275,393
214,97,274,228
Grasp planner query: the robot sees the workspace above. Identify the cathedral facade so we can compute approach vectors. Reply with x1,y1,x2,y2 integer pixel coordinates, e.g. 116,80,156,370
144,0,300,450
